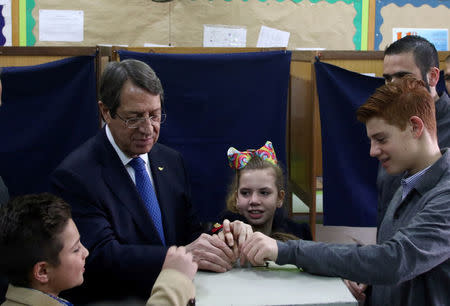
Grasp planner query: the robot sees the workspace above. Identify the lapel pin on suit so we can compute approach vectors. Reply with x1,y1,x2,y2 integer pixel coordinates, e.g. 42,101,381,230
158,167,164,171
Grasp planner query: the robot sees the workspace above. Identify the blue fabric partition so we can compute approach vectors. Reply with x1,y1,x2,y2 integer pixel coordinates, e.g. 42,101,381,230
118,50,291,222
0,55,99,196
315,61,385,227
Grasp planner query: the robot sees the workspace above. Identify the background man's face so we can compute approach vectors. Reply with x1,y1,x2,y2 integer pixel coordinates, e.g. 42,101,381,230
383,52,422,83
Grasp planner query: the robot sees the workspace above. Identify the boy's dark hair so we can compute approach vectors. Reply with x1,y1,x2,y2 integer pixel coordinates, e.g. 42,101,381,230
0,193,71,287
385,35,439,82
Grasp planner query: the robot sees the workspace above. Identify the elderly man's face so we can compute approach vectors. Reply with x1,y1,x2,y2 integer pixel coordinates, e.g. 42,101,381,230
99,80,162,158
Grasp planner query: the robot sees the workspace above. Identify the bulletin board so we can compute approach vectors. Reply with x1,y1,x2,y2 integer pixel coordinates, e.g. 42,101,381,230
376,0,450,50
23,0,363,50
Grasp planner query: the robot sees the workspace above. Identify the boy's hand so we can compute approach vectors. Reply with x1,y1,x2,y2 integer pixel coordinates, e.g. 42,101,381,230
343,279,368,301
241,232,278,266
162,246,198,280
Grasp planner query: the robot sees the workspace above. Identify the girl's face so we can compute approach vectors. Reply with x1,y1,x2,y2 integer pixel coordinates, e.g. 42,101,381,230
236,168,284,228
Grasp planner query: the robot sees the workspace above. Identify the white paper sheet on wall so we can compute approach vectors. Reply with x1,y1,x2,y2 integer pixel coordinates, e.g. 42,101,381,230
0,0,12,46
39,10,84,42
257,26,290,48
97,44,128,47
295,47,326,51
203,24,246,47
144,43,171,47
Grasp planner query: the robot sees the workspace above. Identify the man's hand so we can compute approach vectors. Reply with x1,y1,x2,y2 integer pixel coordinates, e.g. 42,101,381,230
241,232,278,266
162,246,198,281
221,219,253,248
185,233,235,272
215,219,253,261
343,279,368,302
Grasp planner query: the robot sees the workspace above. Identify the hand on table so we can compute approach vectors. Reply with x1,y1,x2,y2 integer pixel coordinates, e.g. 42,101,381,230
185,233,235,273
241,232,278,266
162,246,198,281
215,219,253,261
343,279,368,302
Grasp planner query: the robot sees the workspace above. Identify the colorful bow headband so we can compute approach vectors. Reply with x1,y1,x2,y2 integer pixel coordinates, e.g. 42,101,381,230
227,141,278,169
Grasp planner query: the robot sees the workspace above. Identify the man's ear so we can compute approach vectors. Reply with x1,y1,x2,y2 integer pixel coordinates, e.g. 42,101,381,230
427,67,440,87
410,116,424,138
32,261,50,284
277,190,285,208
98,101,110,124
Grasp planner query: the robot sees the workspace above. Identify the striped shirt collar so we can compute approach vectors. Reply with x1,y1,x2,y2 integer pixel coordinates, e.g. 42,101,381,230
400,165,432,200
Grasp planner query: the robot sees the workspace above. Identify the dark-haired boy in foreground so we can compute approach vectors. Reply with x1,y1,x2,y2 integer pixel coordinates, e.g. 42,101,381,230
0,193,197,306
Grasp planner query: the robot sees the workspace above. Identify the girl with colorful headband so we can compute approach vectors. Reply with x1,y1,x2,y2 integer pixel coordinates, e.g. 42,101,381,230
220,141,311,242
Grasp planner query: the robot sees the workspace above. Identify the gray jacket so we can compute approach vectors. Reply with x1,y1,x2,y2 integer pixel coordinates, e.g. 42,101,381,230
277,149,450,306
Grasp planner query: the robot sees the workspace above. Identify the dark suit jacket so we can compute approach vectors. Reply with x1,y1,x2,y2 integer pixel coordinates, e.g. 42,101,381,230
51,128,203,304
0,176,9,304
0,176,8,206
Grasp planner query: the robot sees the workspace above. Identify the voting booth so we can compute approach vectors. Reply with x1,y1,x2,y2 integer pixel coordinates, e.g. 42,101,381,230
0,46,100,196
2,46,448,238
111,47,291,224
289,50,450,238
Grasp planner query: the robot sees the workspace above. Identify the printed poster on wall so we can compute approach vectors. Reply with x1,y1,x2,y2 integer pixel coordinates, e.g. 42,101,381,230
393,28,448,51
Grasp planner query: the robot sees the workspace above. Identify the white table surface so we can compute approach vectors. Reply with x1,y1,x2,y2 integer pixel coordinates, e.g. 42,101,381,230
194,263,358,306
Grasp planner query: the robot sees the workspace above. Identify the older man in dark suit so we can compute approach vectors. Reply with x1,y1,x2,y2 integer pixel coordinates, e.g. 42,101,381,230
51,59,247,304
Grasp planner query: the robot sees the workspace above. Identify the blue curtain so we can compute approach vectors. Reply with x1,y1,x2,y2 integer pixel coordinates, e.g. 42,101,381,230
315,61,385,226
0,55,98,196
118,50,291,221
